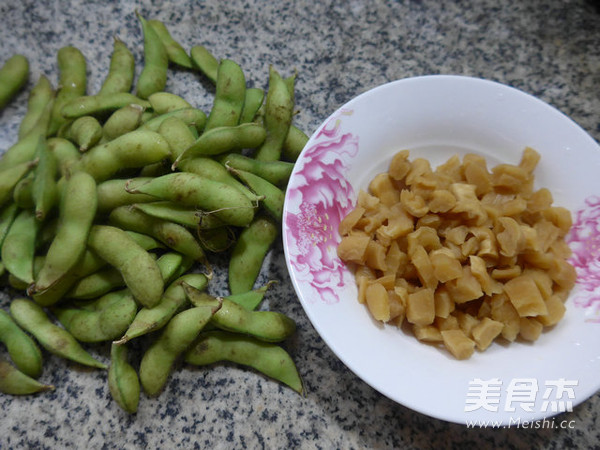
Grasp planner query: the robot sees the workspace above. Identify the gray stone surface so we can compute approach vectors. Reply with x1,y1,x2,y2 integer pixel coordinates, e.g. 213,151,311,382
0,0,599,448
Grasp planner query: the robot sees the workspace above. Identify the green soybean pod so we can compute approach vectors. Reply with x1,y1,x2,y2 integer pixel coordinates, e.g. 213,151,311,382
87,225,164,308
184,330,303,394
139,297,222,396
282,125,309,162
96,177,155,213
131,201,201,228
61,93,151,120
1,209,40,284
0,359,54,395
63,115,103,151
148,92,192,114
52,288,138,343
98,38,135,95
204,59,246,131
183,287,295,342
221,153,294,186
240,88,265,124
0,96,53,171
125,172,255,228
33,171,97,293
108,343,140,413
173,123,266,165
0,159,36,208
12,173,34,209
19,75,54,139
0,309,43,379
102,104,146,142
157,115,196,163
32,137,58,221
254,66,294,161
47,137,81,177
65,266,125,300
148,20,193,69
48,46,87,136
228,214,278,295
10,298,106,369
109,205,207,264
225,281,276,311
230,168,284,222
115,273,209,344
0,203,19,248
190,45,219,84
139,107,206,134
136,13,168,100
75,129,171,181
0,54,29,110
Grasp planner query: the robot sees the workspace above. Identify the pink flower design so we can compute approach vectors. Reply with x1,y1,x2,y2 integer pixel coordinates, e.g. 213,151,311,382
567,196,600,322
285,110,359,304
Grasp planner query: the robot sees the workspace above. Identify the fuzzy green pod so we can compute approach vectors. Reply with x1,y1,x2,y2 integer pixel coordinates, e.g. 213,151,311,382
102,104,146,141
1,209,40,284
190,45,219,84
139,297,222,396
221,153,294,187
0,159,36,208
61,92,151,119
0,359,54,395
204,59,246,131
99,38,135,95
108,343,140,413
136,13,169,99
19,75,53,139
31,136,58,221
0,309,43,379
184,330,303,394
148,20,193,69
230,168,284,222
87,225,164,308
0,54,29,110
9,298,106,369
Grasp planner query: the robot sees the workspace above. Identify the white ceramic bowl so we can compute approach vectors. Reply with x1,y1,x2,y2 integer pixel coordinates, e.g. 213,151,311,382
282,75,600,426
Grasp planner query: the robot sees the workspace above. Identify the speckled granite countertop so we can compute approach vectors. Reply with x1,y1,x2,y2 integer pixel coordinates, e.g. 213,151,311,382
1,0,599,448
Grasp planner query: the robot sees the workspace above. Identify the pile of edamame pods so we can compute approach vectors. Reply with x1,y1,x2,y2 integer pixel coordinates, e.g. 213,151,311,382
0,13,309,413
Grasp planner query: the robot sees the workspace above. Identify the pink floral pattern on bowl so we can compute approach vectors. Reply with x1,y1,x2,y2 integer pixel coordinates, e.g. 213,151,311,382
284,110,358,304
567,196,600,322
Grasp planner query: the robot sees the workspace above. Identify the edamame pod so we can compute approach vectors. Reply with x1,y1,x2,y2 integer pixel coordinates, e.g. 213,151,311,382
87,225,164,308
139,297,222,396
61,93,151,119
254,66,294,161
0,97,53,171
98,38,135,95
184,330,303,394
136,13,169,99
108,343,140,413
139,107,206,134
0,203,19,249
221,153,294,186
109,206,207,263
125,172,255,227
96,177,155,213
228,214,278,295
282,125,309,162
0,54,29,110
19,75,53,139
157,115,196,162
230,168,284,222
0,309,43,378
75,129,171,181
172,123,266,165
48,46,87,136
239,88,265,124
183,287,295,342
65,266,125,300
12,173,34,209
148,20,193,69
204,59,246,131
63,115,103,151
131,201,203,228
47,137,81,177
115,273,209,344
190,45,219,84
32,171,97,293
148,92,192,114
52,288,138,343
1,209,40,284
0,359,54,395
32,137,58,221
224,281,276,311
102,104,145,141
0,159,36,208
9,298,106,369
